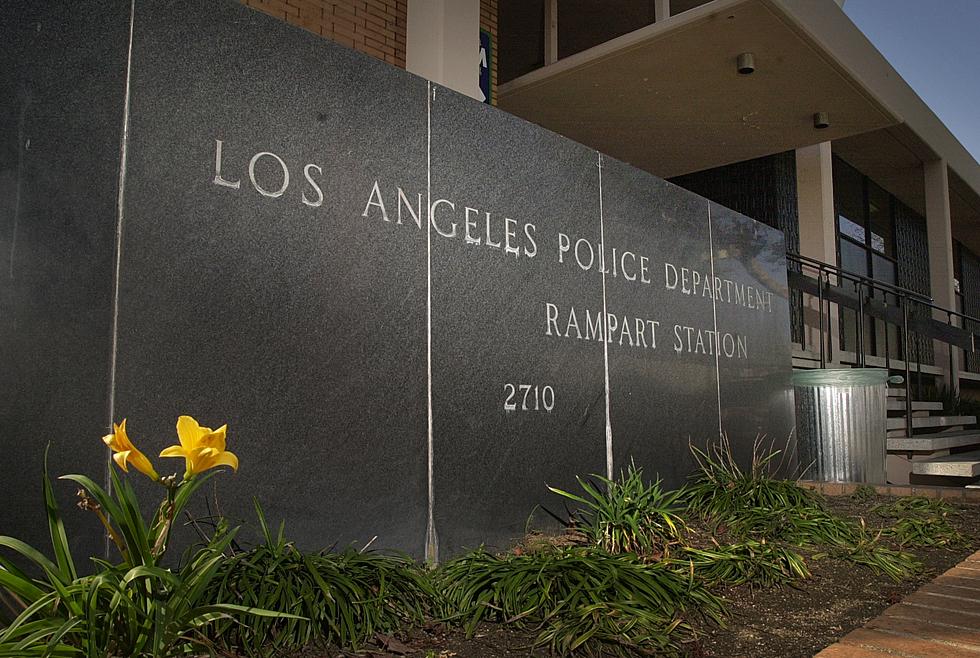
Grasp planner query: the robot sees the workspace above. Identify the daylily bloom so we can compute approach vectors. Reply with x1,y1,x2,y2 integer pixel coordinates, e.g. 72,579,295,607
103,419,160,481
160,415,238,478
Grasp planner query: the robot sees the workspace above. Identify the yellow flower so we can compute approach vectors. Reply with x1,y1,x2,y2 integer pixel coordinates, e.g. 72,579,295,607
160,415,238,477
103,419,160,481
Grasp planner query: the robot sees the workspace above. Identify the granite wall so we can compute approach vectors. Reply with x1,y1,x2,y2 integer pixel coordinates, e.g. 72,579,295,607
0,0,795,561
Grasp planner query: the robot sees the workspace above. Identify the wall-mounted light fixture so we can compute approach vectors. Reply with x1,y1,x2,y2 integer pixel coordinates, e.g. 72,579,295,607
736,52,755,75
813,112,830,129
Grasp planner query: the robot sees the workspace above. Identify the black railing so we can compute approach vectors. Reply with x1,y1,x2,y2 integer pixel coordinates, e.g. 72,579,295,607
786,252,980,439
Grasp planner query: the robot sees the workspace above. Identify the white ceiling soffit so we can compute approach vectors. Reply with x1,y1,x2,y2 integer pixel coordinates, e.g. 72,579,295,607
498,0,899,179
775,0,980,205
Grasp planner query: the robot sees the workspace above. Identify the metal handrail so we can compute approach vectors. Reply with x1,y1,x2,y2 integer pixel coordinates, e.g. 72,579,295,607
787,252,980,329
786,251,980,440
788,252,934,304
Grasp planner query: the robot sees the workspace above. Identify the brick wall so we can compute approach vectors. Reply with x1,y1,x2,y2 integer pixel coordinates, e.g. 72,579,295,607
480,0,498,105
239,0,498,102
240,0,407,69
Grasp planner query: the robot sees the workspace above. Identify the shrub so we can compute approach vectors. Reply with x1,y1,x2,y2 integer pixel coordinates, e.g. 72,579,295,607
674,541,810,588
851,484,877,501
874,496,964,547
205,501,433,656
0,418,292,657
547,462,687,557
435,546,724,656
685,436,817,524
685,437,920,581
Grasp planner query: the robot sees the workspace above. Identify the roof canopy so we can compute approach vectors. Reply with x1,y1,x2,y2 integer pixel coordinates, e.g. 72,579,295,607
499,0,980,252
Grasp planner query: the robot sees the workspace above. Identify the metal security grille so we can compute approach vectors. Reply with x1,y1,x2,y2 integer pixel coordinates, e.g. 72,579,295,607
894,200,934,365
962,248,980,373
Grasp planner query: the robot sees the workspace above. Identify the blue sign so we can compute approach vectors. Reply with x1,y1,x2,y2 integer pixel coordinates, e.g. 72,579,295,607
479,29,491,104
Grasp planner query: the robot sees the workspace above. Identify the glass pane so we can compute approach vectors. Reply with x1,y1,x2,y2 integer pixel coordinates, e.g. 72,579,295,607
833,156,865,234
872,254,897,305
869,256,902,360
868,182,893,255
872,254,896,285
840,216,866,243
840,238,868,277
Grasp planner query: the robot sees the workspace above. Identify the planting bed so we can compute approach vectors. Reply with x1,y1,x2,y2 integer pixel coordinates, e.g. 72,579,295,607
295,494,980,658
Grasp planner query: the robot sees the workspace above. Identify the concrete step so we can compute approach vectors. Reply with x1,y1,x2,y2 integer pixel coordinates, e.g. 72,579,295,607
886,400,944,412
887,430,980,452
911,449,980,478
887,388,906,398
887,415,976,431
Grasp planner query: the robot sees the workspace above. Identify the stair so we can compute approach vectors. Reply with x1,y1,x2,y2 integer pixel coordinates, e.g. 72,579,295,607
887,429,980,451
886,400,942,412
911,450,980,478
886,386,980,486
886,415,976,431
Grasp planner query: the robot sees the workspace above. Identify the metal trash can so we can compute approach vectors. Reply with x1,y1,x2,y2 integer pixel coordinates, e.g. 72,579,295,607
793,369,898,484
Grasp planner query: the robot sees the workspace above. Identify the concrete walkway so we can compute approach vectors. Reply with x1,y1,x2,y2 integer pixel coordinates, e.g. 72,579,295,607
814,549,980,657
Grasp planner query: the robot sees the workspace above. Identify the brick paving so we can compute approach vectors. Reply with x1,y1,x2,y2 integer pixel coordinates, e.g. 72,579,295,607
813,550,980,657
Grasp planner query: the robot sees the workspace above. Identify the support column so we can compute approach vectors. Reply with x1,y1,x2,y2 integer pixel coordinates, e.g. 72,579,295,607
406,0,481,100
654,0,670,22
544,0,558,65
924,159,959,386
796,142,839,363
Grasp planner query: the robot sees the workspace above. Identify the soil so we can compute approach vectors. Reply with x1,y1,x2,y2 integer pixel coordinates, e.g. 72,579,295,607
293,495,980,658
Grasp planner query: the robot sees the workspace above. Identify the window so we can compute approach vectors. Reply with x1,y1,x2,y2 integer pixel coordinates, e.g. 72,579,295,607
833,156,901,360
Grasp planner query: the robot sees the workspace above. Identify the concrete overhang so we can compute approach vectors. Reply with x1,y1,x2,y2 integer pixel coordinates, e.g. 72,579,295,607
834,126,980,257
498,0,899,179
498,0,980,250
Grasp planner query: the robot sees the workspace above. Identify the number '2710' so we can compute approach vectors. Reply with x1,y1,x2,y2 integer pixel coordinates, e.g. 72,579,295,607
503,384,555,412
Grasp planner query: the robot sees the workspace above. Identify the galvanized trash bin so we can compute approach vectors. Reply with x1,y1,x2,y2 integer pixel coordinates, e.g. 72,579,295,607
793,369,899,484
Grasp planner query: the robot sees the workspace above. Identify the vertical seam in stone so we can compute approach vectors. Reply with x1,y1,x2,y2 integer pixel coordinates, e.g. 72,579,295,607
707,202,723,438
106,0,136,552
9,103,28,281
424,82,438,565
598,153,613,479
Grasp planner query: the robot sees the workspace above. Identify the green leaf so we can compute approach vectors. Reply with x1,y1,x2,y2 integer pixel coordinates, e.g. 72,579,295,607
42,448,76,583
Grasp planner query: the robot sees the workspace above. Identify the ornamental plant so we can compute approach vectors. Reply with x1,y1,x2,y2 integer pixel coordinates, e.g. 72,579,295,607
0,416,292,657
547,461,688,558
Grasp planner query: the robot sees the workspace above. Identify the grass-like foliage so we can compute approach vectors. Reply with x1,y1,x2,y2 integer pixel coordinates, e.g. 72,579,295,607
547,462,687,557
675,541,811,588
851,484,877,501
436,547,725,656
686,436,817,522
685,437,920,581
205,502,433,656
826,525,922,580
873,496,964,548
874,495,955,518
0,457,290,657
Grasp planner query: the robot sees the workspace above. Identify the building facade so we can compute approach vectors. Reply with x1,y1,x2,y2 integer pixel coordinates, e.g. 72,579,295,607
239,0,980,483
260,0,979,380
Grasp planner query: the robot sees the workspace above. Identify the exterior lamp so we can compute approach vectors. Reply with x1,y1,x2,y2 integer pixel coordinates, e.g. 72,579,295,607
736,52,755,75
813,112,831,129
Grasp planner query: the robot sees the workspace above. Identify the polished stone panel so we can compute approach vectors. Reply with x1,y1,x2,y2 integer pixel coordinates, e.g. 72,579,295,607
1,0,796,562
429,87,607,555
600,159,720,489
709,202,797,473
113,0,428,555
0,0,129,562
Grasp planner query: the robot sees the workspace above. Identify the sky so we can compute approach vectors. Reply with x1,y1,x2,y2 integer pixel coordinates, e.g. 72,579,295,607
843,0,980,164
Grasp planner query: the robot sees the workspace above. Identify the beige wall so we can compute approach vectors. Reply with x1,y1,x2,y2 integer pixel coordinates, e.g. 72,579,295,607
240,0,498,103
